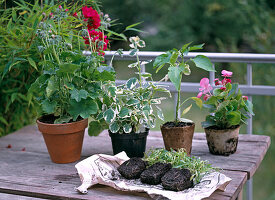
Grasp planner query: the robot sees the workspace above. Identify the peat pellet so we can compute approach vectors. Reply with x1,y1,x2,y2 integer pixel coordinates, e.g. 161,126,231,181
117,157,147,179
161,168,193,191
140,162,172,185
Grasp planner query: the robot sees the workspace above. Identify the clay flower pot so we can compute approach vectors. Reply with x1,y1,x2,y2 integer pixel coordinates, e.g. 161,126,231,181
37,116,88,164
205,125,240,156
161,122,195,156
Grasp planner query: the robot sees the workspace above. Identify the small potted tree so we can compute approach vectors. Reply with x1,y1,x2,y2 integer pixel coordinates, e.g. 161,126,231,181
153,43,214,155
197,70,254,156
89,36,170,157
29,4,118,163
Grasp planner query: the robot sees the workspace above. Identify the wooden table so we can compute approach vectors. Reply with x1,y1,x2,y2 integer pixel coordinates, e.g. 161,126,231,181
0,125,270,200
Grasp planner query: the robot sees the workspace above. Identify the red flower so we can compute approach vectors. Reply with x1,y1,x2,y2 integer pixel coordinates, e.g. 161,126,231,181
203,94,210,101
22,147,26,151
6,144,12,148
222,78,232,85
65,9,69,12
242,96,248,101
73,12,78,17
220,87,226,91
59,5,62,9
82,6,101,29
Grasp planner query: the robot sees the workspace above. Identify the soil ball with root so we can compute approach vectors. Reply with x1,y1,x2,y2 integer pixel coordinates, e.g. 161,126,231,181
117,157,147,179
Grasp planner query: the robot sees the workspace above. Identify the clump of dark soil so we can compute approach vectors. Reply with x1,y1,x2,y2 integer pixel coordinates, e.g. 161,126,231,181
205,125,240,130
38,114,82,124
162,121,194,128
140,162,172,185
117,157,147,179
161,168,193,191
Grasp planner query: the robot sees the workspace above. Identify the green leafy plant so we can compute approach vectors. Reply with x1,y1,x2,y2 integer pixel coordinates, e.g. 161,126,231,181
89,36,170,135
197,70,254,129
153,43,215,123
143,148,218,184
29,3,120,124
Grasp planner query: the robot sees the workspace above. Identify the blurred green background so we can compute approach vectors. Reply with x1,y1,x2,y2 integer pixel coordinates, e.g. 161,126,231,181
0,0,274,199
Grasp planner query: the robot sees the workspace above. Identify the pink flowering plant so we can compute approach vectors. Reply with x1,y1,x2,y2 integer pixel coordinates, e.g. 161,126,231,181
198,70,254,129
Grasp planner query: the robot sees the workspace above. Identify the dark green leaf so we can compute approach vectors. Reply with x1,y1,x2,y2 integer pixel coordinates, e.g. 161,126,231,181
191,55,215,72
70,88,89,102
119,107,131,118
127,99,140,106
68,98,98,121
201,120,216,128
168,66,184,91
54,116,72,124
88,120,104,136
226,111,241,126
42,99,57,114
153,51,173,72
57,64,79,74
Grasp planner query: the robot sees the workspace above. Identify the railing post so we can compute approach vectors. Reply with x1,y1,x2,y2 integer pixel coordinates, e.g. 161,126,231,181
209,63,215,85
246,63,253,200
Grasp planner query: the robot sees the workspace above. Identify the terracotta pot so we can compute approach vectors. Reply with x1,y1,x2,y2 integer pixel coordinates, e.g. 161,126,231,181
37,116,88,164
160,122,195,156
205,125,240,156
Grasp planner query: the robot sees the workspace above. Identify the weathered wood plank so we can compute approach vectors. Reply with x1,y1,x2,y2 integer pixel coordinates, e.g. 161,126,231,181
0,125,269,200
0,193,44,200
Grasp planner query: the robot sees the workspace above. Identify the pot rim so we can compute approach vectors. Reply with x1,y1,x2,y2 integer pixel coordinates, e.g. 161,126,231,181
37,115,87,126
204,125,240,131
161,121,195,130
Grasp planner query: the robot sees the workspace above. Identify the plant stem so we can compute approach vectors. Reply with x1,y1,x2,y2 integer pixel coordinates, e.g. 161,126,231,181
175,88,180,122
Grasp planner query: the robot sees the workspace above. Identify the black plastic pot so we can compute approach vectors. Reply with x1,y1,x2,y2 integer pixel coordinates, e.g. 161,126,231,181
108,129,149,158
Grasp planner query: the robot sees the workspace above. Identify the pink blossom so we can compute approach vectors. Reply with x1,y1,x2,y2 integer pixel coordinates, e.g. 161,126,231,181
59,5,62,9
197,92,203,98
220,87,226,91
73,12,78,17
65,9,69,12
221,70,233,77
214,78,222,86
49,13,53,17
242,96,248,101
199,78,212,94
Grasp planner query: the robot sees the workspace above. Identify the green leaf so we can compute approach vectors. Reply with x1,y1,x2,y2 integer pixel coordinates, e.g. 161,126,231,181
204,96,217,105
0,116,8,125
126,77,138,89
226,111,241,126
123,123,132,133
191,55,215,72
244,99,255,116
190,97,203,109
68,98,98,121
201,120,216,128
70,88,89,102
127,99,140,106
181,104,192,116
156,106,164,121
169,51,179,65
54,116,72,124
27,57,37,70
57,64,79,74
110,121,120,133
88,120,104,136
126,21,143,29
119,107,131,118
42,99,57,114
103,108,115,123
153,51,173,72
213,88,222,96
217,101,230,111
189,43,204,51
228,83,238,99
225,83,232,91
181,42,192,52
129,48,138,56
46,77,57,98
168,66,184,91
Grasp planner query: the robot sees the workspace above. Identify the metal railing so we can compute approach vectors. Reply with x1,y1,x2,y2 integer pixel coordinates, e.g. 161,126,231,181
105,51,275,200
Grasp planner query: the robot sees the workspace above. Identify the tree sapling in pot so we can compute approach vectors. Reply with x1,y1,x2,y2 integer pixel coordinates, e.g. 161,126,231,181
153,43,214,155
